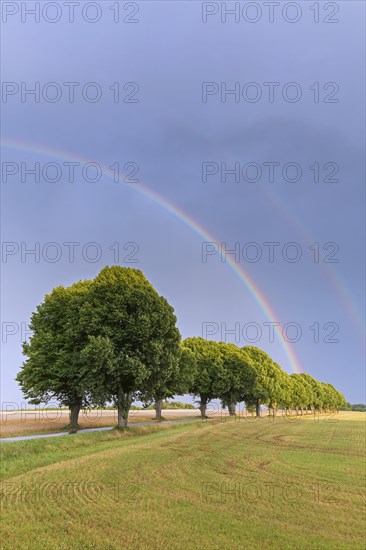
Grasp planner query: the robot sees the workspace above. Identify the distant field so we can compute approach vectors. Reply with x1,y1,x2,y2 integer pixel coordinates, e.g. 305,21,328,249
1,412,365,549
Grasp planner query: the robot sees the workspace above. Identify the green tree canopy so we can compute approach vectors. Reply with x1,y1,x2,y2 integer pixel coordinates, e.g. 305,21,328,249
17,267,181,428
218,343,257,416
16,280,97,428
79,266,182,427
290,373,313,414
141,343,197,421
299,373,324,412
183,337,227,418
243,346,282,416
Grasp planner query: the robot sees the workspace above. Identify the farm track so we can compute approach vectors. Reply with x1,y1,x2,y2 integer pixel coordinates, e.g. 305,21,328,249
0,416,209,443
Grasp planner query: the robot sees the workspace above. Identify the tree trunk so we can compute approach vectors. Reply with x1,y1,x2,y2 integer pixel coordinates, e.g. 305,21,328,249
255,399,261,417
69,400,82,429
154,399,163,421
117,388,133,428
300,406,303,416
228,398,236,416
199,395,208,419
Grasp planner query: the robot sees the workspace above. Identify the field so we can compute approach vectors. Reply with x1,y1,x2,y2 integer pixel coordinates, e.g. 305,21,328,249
0,409,202,438
1,412,365,549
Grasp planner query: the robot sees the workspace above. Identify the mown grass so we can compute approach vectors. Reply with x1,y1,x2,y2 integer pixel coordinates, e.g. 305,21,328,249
0,421,208,480
1,412,365,549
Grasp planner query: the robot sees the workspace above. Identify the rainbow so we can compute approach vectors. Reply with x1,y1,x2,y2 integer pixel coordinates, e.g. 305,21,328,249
6,136,354,375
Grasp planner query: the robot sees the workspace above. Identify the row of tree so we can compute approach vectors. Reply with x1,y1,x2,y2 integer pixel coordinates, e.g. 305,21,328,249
16,267,346,428
183,338,346,420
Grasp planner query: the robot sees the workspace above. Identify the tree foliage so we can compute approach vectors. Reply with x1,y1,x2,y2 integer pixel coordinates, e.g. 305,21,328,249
17,267,181,428
183,337,227,418
218,343,257,416
17,281,97,428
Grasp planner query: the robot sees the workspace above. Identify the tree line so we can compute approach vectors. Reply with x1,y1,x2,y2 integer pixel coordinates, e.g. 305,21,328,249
339,403,366,412
16,266,346,428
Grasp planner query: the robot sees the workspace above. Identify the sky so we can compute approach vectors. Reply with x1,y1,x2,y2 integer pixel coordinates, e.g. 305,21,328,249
1,0,365,406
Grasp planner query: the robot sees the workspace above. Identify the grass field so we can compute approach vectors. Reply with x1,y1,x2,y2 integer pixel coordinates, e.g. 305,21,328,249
1,412,365,549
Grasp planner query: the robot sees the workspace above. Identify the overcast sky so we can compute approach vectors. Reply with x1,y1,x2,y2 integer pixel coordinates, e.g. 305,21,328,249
1,1,365,405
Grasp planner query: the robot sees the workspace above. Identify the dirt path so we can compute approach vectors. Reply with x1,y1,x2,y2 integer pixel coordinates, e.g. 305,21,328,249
0,416,208,443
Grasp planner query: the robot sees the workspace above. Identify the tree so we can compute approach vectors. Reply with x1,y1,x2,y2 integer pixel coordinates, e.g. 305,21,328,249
16,280,99,429
218,343,257,416
79,335,116,409
242,346,278,417
278,371,296,416
80,266,181,427
290,373,312,415
320,382,346,412
142,344,197,421
330,385,347,411
299,374,324,413
294,374,314,414
183,337,227,419
265,362,289,417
